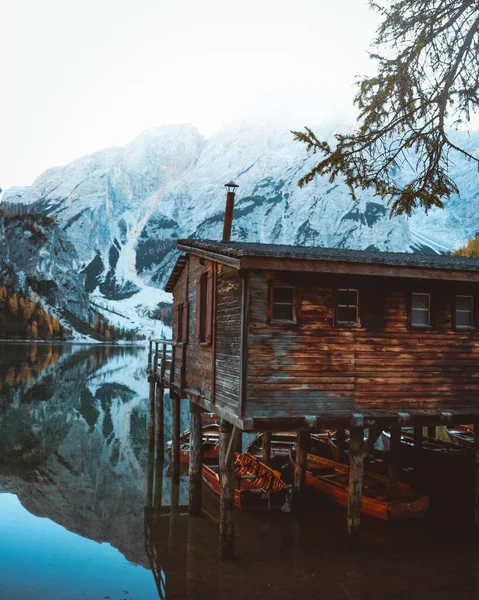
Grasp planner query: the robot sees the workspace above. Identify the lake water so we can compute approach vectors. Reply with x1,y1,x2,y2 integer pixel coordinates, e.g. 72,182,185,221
1,342,479,600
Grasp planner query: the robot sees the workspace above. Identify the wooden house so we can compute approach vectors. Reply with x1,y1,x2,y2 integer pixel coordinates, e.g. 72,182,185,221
165,239,479,428
152,237,479,556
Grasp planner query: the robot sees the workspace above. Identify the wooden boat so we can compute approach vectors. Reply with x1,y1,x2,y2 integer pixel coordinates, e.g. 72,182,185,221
202,452,291,512
300,453,429,520
246,431,336,459
167,423,219,464
381,430,466,458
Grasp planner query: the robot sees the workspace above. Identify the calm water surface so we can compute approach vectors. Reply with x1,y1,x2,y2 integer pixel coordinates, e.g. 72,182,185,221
1,342,479,600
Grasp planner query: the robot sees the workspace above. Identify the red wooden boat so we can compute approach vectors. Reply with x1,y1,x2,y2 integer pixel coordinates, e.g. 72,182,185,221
300,453,429,521
167,423,219,464
202,453,291,512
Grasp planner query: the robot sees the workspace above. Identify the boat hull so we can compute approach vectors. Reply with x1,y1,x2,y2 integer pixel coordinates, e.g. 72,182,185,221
303,454,429,521
202,453,290,512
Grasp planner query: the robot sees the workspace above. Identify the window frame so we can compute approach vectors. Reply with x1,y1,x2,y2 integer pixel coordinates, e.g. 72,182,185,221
410,292,431,328
270,285,296,324
455,294,474,330
336,288,360,326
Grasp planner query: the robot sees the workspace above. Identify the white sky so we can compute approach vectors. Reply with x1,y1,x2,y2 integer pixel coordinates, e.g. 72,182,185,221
0,0,379,190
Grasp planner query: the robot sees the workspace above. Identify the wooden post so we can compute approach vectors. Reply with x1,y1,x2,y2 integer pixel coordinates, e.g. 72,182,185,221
388,426,401,481
171,392,181,486
155,383,165,460
293,431,310,508
427,425,436,439
189,402,203,516
336,428,346,463
474,422,479,526
347,426,364,545
148,354,157,461
219,419,235,560
261,432,272,465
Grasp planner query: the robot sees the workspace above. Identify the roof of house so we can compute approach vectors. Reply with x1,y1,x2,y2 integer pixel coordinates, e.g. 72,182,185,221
164,239,479,291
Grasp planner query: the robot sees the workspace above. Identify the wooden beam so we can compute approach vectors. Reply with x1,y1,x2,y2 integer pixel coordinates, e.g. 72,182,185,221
347,426,365,545
261,432,272,465
155,382,164,461
219,419,235,560
188,402,203,517
427,426,436,438
225,426,241,468
388,426,401,481
171,392,181,486
148,368,156,460
293,431,310,509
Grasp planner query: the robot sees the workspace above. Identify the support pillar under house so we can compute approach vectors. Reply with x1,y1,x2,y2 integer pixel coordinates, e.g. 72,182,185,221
219,419,235,560
171,392,181,486
188,402,203,516
347,426,365,545
388,426,401,481
261,432,272,465
293,432,310,509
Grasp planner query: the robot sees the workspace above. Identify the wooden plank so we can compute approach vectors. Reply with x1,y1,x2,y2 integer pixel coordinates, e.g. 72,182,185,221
293,431,310,509
347,426,364,545
219,419,235,560
188,402,202,517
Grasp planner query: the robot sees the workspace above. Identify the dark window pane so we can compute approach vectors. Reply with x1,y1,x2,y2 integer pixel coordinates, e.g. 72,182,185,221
456,296,472,312
338,289,357,306
272,303,294,321
273,287,294,303
412,294,429,309
411,309,429,326
347,306,358,323
456,311,472,327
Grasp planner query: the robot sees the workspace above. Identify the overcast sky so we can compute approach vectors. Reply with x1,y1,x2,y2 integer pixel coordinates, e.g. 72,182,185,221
1,0,380,190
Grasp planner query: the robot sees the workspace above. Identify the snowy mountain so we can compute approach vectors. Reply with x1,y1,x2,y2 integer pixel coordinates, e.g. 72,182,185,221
3,120,479,333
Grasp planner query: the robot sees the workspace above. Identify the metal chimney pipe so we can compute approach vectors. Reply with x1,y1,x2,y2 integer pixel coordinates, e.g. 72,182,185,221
222,181,239,242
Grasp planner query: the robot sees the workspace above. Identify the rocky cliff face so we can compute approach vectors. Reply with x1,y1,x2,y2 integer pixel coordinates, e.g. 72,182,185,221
3,120,479,329
0,209,92,329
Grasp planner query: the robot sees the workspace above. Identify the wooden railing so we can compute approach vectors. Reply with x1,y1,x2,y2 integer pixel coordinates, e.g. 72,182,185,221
148,339,184,391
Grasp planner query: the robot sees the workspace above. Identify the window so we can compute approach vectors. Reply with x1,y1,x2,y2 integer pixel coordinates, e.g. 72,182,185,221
195,271,213,344
456,295,473,328
337,289,359,324
271,286,295,322
411,293,430,327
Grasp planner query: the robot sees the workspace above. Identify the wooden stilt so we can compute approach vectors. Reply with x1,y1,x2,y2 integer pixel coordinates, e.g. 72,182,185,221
427,425,436,439
336,428,346,463
347,426,364,545
189,402,203,516
219,419,235,560
171,392,181,486
388,426,401,481
148,368,156,460
293,431,310,509
261,431,272,465
474,422,479,526
155,383,164,460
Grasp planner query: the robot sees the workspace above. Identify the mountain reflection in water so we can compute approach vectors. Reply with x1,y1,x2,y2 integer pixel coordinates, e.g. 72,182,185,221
2,344,479,600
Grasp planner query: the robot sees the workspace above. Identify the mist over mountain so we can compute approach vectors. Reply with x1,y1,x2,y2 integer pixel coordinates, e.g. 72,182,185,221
3,120,479,335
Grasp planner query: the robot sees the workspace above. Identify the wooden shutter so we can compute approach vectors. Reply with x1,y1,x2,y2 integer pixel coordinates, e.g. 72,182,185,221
175,305,181,342
205,269,214,344
195,276,202,342
182,302,189,343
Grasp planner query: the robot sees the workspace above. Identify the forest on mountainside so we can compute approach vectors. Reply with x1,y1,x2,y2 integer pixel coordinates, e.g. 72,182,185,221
452,235,479,258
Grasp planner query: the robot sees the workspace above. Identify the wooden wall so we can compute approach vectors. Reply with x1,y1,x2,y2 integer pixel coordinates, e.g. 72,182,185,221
245,271,479,417
214,264,242,415
172,257,243,414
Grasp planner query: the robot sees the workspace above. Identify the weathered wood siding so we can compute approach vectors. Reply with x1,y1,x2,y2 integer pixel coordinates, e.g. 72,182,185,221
214,264,242,414
172,258,242,412
245,271,479,417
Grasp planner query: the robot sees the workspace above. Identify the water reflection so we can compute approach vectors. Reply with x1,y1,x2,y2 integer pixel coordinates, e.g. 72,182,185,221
2,343,479,599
